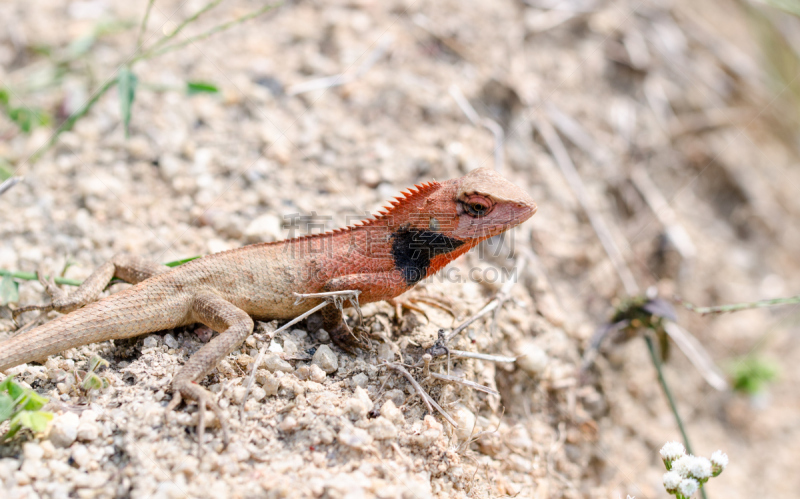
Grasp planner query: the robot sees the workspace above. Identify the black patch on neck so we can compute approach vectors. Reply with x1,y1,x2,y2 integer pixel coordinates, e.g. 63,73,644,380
391,228,465,285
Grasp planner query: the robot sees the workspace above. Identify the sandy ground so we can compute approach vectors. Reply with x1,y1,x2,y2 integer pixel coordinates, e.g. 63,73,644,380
1,0,800,497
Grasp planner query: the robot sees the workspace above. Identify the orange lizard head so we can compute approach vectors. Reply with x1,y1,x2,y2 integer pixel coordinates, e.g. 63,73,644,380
378,168,537,284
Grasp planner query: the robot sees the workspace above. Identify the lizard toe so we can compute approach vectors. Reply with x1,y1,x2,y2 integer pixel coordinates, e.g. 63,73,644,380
173,381,231,454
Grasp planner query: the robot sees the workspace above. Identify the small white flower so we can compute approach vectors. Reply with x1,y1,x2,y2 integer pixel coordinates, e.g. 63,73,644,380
687,456,712,480
710,450,728,472
660,441,686,463
671,455,693,477
679,478,699,496
662,471,682,492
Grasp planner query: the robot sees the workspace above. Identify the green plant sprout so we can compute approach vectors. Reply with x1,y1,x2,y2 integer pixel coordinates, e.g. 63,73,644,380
727,355,779,395
1,0,279,160
0,376,53,441
78,356,111,394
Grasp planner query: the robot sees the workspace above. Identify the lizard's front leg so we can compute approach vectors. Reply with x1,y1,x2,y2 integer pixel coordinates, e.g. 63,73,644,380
321,271,409,350
14,253,170,317
168,293,254,451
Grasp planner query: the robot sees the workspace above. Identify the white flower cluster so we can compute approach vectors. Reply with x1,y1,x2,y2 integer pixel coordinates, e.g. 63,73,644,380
659,442,727,498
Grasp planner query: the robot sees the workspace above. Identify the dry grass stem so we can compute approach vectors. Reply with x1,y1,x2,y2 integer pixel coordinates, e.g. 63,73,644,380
446,254,527,342
385,362,458,427
429,372,500,396
630,165,697,261
534,114,640,295
286,37,392,96
448,349,516,363
0,177,23,197
663,321,728,391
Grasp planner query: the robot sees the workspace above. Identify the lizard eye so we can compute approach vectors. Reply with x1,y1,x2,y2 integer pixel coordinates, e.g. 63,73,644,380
461,195,493,218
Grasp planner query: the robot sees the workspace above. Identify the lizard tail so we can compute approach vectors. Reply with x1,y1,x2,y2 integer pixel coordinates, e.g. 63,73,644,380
0,286,187,372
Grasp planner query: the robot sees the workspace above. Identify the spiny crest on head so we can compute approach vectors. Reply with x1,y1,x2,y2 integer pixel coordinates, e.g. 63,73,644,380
261,180,441,246
372,181,440,222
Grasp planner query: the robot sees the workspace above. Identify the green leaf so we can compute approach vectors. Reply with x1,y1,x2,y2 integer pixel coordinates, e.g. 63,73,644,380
186,81,219,95
19,390,48,412
0,376,24,400
67,33,97,58
7,107,50,133
165,255,201,267
728,356,779,395
0,272,19,305
118,67,138,137
0,393,14,423
81,372,105,392
0,88,9,108
0,159,12,181
9,410,53,435
765,0,800,17
88,355,109,373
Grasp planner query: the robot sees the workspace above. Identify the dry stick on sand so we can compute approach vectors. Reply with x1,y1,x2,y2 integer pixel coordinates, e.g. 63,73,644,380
629,165,697,261
429,372,500,396
534,114,640,295
449,85,505,173
541,106,724,390
384,362,458,427
445,254,527,342
286,37,392,96
0,177,23,197
240,290,361,420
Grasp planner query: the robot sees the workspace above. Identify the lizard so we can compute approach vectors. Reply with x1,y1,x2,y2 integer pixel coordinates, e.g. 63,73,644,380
0,167,536,448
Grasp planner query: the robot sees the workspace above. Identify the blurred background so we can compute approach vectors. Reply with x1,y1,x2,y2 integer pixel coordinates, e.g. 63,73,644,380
1,0,800,497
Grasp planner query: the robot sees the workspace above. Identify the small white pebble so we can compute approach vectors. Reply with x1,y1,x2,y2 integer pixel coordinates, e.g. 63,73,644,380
142,335,159,348
251,386,267,402
377,342,394,362
48,412,80,448
312,345,338,374
380,400,404,425
308,364,327,383
452,404,476,442
367,417,397,440
282,337,298,355
350,373,369,389
71,444,92,469
338,427,372,449
315,329,330,342
278,416,298,433
163,334,179,349
22,443,44,461
232,386,248,405
344,397,370,420
262,353,293,373
515,340,549,375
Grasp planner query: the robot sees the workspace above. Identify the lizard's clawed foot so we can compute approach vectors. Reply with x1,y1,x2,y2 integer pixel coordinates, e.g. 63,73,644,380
327,320,367,354
168,381,230,455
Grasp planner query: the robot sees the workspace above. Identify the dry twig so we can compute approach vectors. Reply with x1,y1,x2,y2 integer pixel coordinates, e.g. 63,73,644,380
535,114,640,295
384,362,458,427
445,254,527,342
286,37,392,96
